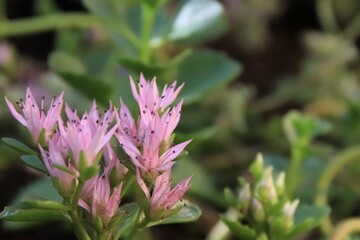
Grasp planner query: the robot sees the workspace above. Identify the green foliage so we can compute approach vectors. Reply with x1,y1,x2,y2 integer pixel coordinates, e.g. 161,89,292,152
2,138,37,155
167,0,228,44
221,154,330,240
20,155,47,173
147,202,201,226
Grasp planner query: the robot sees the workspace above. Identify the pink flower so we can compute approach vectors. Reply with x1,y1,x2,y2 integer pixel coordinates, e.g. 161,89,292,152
39,134,77,197
145,170,191,220
5,88,64,145
130,74,184,115
79,172,122,226
60,103,118,169
116,100,190,180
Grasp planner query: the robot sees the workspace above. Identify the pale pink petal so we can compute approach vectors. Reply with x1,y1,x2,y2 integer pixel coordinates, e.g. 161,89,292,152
160,139,192,166
4,97,27,126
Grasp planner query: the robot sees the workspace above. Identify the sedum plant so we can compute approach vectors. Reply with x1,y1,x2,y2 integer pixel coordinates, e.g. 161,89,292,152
1,74,201,240
208,153,330,240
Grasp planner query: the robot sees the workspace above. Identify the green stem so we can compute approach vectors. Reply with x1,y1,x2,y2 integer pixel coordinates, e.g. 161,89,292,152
69,180,91,240
140,3,156,63
315,146,360,235
286,146,303,198
316,0,339,33
0,0,6,20
0,13,99,38
330,218,360,240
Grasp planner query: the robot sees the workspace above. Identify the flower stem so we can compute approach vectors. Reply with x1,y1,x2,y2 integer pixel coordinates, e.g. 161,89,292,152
315,146,360,235
140,3,156,64
316,0,339,33
0,13,99,38
330,218,360,240
286,146,303,198
69,180,91,240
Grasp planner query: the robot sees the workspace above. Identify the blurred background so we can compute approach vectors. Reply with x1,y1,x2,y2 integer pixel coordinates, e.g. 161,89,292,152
2,0,360,239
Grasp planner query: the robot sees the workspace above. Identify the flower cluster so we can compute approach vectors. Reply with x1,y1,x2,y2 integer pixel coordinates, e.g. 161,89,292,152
116,74,191,219
222,154,300,240
5,75,191,228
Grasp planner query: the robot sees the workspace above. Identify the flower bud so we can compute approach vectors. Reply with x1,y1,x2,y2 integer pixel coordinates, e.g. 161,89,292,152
238,182,251,209
252,198,265,222
250,153,264,182
257,233,268,240
282,199,299,230
275,172,285,197
257,167,278,205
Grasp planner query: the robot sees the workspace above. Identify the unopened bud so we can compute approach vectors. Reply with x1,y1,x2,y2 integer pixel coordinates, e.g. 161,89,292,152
282,199,300,230
257,233,268,240
252,198,265,222
250,153,264,182
275,172,285,197
239,182,251,209
257,167,278,205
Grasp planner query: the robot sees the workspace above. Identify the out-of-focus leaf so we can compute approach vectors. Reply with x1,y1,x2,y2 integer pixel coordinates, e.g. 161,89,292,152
11,178,62,204
20,155,47,173
168,0,228,44
221,216,256,240
288,204,331,238
173,158,226,207
147,202,201,226
2,138,37,155
283,111,331,147
0,206,69,222
178,49,242,104
119,57,165,78
48,51,86,75
3,178,63,230
58,72,112,105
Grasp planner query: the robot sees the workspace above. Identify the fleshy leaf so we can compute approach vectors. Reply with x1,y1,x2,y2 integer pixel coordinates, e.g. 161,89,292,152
178,49,242,104
2,138,37,155
147,202,201,226
20,155,47,173
283,111,331,147
20,200,69,212
168,0,228,44
221,216,256,240
0,206,69,222
290,204,331,238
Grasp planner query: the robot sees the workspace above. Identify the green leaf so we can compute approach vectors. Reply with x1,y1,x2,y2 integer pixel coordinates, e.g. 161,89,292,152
283,111,331,147
80,165,99,181
2,178,63,230
11,178,62,204
147,202,201,226
20,200,69,212
168,0,228,44
2,138,37,155
220,216,256,240
115,203,140,239
48,51,86,75
0,206,69,222
20,155,47,173
286,204,331,238
178,49,242,104
59,72,112,105
172,158,226,207
119,57,165,78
